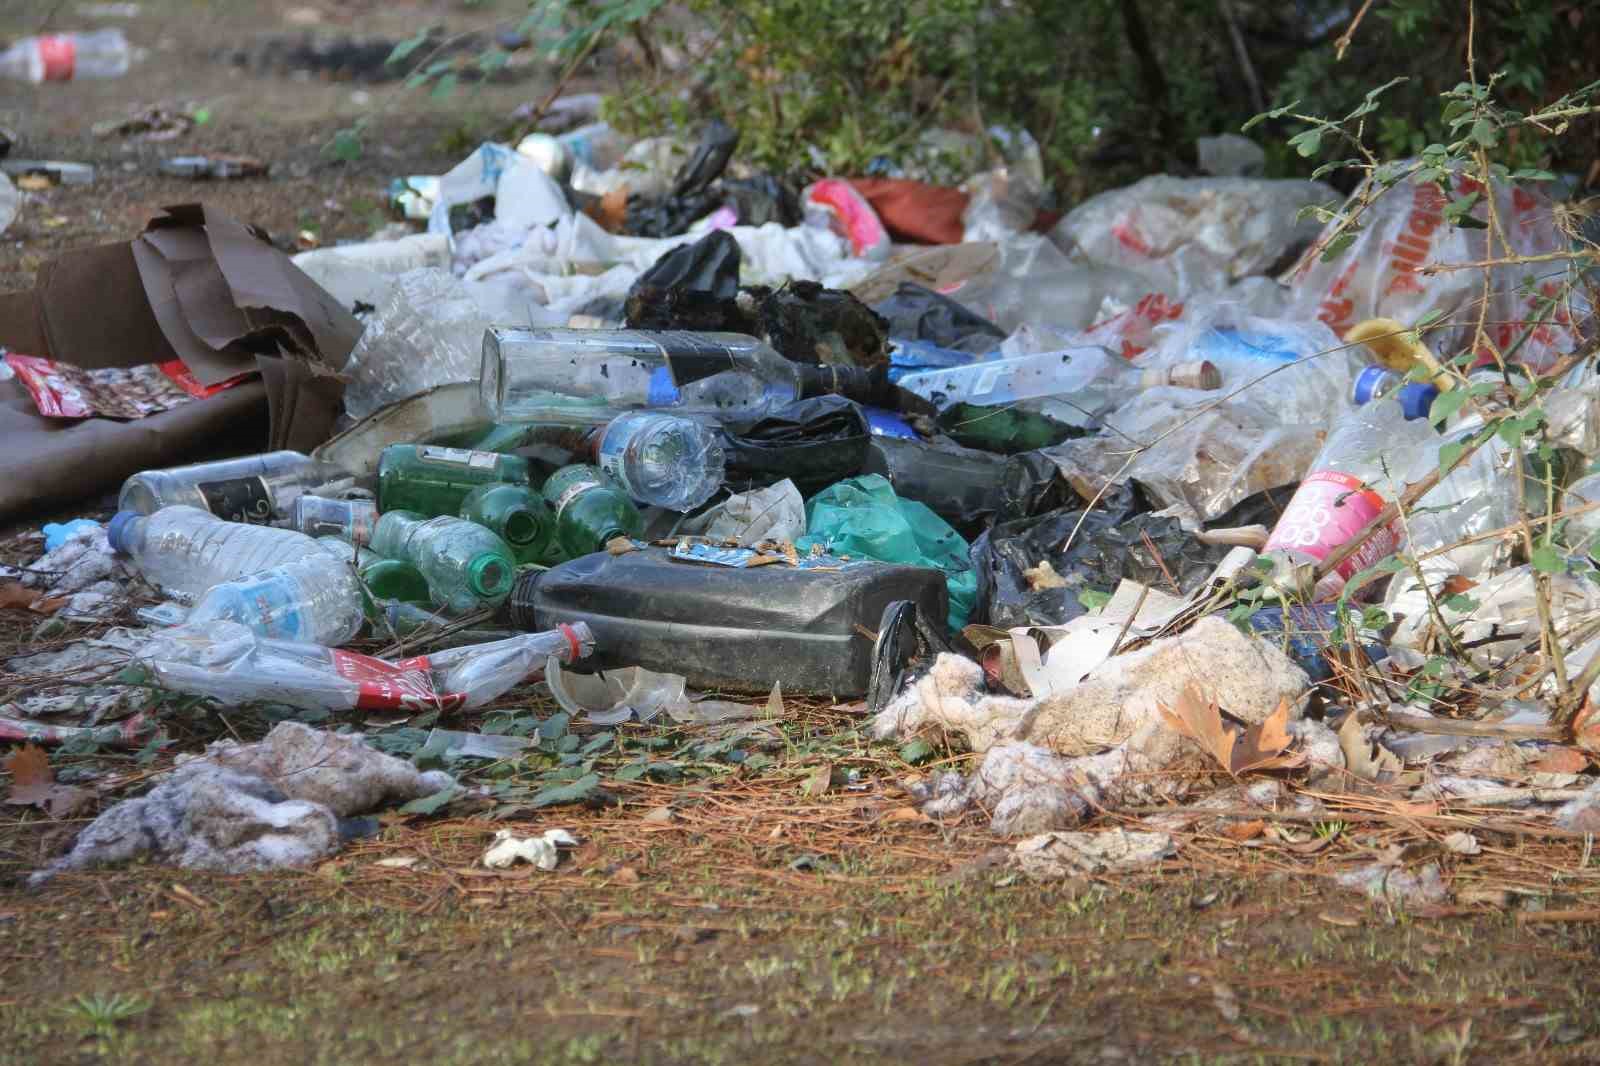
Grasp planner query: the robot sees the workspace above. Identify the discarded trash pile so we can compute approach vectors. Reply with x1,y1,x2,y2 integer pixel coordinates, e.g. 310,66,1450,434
3,110,1599,903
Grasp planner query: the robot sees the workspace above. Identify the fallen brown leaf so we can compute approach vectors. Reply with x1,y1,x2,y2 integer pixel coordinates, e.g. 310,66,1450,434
1337,713,1402,782
1220,819,1266,842
4,744,92,819
1531,746,1592,774
802,761,832,798
880,805,931,824
0,581,67,615
1156,686,1305,777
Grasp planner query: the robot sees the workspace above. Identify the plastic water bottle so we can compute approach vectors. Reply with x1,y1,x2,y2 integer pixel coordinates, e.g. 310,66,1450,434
108,506,324,601
120,451,341,524
596,412,725,512
481,328,886,422
370,511,518,614
541,465,645,559
377,444,532,517
460,483,559,565
185,554,366,645
896,347,1220,420
1262,392,1439,600
314,537,432,605
1350,366,1440,417
0,30,130,83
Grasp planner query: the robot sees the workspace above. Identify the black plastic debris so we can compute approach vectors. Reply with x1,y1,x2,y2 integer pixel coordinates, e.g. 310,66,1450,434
872,282,1007,353
624,230,748,333
719,396,872,498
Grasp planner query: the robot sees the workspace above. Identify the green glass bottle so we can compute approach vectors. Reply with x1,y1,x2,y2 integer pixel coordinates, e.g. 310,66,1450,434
541,464,644,559
937,403,1084,455
460,482,559,565
315,537,432,606
377,444,531,517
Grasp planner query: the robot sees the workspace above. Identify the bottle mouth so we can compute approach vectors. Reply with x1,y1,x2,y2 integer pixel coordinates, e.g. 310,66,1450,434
595,527,625,551
503,509,539,546
468,555,513,599
503,568,543,628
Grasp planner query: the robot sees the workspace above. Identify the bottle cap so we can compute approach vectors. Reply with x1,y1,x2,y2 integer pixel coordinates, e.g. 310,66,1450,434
106,510,139,554
467,555,514,600
1352,365,1398,406
1397,382,1440,421
1167,360,1222,391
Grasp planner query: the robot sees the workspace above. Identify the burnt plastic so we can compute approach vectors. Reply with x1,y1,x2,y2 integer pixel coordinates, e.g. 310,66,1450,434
504,546,948,696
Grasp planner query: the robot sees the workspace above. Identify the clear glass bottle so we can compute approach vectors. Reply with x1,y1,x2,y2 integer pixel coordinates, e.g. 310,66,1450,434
119,451,340,524
541,465,645,559
370,510,517,614
107,505,323,601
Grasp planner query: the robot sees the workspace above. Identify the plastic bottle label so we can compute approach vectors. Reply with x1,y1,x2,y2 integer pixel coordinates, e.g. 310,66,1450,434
37,35,76,81
594,421,637,494
197,476,273,524
1264,470,1397,582
417,446,499,470
227,574,306,641
552,478,602,521
647,366,681,406
330,650,465,711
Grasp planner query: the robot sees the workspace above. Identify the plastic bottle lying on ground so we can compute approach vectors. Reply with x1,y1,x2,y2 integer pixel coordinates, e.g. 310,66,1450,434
480,328,888,423
0,30,129,82
108,506,324,601
370,510,518,614
135,620,595,713
185,553,367,646
119,451,343,524
314,537,432,606
895,347,1221,424
504,544,948,696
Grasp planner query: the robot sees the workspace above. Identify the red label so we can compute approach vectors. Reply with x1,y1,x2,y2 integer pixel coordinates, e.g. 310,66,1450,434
158,360,255,399
1266,470,1397,591
37,35,76,81
4,352,92,417
330,649,466,712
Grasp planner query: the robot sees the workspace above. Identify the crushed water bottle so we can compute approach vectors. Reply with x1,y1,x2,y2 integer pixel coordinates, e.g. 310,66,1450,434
596,412,725,512
108,506,323,601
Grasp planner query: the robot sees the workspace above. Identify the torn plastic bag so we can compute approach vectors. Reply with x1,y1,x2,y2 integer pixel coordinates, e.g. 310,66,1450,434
1050,175,1335,299
135,620,594,713
624,118,740,238
722,174,800,229
873,282,1006,353
971,484,1234,629
719,396,871,497
673,479,806,546
751,280,889,368
944,234,1152,333
797,474,977,631
624,229,746,332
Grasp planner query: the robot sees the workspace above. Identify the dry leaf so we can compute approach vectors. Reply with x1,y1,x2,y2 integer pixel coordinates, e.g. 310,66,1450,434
1156,686,1304,777
1574,700,1600,754
1220,819,1266,842
0,581,67,615
1440,574,1478,597
4,744,92,819
1530,747,1591,774
1337,714,1402,782
802,761,832,798
1442,831,1481,855
781,541,800,567
880,806,931,824
765,683,785,719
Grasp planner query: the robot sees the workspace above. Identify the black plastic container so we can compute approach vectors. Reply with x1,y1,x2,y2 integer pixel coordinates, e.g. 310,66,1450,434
504,546,948,696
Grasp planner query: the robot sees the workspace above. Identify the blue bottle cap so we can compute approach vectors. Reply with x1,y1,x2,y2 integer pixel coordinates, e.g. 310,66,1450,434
106,510,139,554
1352,365,1397,406
1397,382,1440,421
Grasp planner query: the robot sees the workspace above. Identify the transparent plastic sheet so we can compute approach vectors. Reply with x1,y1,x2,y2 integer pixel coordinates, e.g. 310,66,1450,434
962,167,1044,244
1284,167,1593,373
797,474,977,631
943,234,1153,333
341,269,493,420
1050,175,1336,299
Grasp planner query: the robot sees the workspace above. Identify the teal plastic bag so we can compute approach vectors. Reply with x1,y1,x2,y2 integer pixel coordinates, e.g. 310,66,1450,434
797,474,977,631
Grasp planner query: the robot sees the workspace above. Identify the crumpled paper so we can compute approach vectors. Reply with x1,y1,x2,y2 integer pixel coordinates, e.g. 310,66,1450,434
1012,828,1176,879
482,828,579,870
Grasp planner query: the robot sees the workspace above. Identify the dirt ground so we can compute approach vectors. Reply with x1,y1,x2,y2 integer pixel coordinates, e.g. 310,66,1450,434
4,3,1600,1064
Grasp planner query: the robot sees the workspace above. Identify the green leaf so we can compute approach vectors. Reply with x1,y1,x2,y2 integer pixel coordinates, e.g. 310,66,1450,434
387,30,430,66
899,738,934,765
1470,117,1498,148
1428,389,1467,426
399,787,460,816
1530,545,1564,573
613,761,649,781
1442,593,1478,613
538,712,571,741
1076,588,1111,612
324,126,363,162
430,73,458,100
1288,128,1323,158
1320,230,1359,262
115,664,150,686
555,733,580,754
1437,440,1467,474
529,773,601,809
1511,168,1556,182
580,731,615,755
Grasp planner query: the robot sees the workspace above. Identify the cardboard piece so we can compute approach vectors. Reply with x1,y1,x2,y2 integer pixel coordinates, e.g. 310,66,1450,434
0,203,359,519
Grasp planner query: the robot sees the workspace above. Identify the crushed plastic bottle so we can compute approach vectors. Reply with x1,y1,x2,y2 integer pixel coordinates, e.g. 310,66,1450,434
370,511,518,614
108,506,324,601
377,444,532,517
341,269,492,420
595,411,725,512
541,465,646,559
185,554,367,646
0,30,129,83
481,328,887,423
135,620,594,712
119,451,342,524
896,347,1221,425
